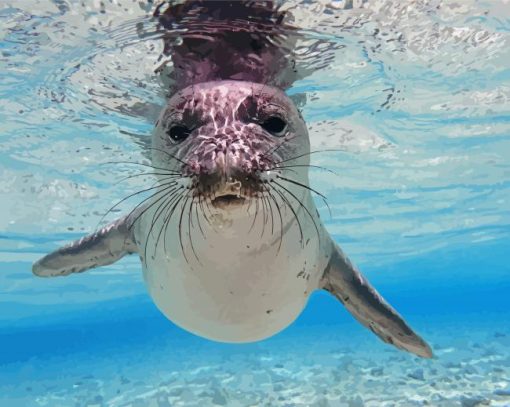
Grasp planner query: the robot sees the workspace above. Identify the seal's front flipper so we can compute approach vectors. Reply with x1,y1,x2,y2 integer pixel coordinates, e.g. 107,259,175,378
33,216,137,277
321,243,433,358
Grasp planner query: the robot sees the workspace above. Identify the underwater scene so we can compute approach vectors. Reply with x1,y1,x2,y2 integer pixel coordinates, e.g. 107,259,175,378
1,1,509,406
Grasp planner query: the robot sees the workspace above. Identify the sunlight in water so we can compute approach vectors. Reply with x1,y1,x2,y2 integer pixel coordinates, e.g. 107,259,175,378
0,1,509,406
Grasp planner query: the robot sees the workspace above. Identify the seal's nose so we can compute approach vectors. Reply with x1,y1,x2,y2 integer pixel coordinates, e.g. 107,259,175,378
214,149,227,175
194,146,265,206
213,152,244,186
189,132,268,195
211,136,242,179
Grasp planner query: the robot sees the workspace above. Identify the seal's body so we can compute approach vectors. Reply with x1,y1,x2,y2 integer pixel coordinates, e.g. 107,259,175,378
33,1,432,358
138,183,327,343
138,79,327,343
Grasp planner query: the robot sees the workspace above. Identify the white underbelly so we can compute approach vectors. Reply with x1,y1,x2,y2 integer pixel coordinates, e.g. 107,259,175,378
135,197,330,342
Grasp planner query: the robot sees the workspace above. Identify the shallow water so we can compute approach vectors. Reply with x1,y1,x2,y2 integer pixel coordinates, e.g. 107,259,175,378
1,1,509,406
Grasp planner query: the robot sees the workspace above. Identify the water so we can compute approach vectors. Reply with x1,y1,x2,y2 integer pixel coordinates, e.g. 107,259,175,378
1,1,509,406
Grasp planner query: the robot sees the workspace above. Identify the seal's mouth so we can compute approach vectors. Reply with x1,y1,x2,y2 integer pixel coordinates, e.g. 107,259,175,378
211,193,246,208
199,177,264,209
207,179,248,209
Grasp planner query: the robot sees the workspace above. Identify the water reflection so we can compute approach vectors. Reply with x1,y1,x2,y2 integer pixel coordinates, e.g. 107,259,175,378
0,0,508,261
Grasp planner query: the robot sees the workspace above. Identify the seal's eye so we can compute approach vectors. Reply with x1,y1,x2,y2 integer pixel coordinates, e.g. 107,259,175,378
261,116,287,137
167,125,191,142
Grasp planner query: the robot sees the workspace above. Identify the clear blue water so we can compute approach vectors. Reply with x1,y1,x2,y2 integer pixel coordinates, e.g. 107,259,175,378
1,1,509,406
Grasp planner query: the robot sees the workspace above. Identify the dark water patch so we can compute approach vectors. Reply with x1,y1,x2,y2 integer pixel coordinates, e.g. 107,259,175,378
0,295,179,365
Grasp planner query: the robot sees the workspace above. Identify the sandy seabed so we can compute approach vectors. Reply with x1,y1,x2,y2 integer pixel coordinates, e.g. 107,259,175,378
1,318,509,407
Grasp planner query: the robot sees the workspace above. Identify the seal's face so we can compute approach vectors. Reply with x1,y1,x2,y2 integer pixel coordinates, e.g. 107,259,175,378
152,80,310,215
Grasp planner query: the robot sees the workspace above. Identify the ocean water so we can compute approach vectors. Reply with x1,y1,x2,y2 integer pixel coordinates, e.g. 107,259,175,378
1,1,509,406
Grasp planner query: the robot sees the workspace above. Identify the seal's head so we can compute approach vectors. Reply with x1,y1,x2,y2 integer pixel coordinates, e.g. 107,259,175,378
152,80,309,214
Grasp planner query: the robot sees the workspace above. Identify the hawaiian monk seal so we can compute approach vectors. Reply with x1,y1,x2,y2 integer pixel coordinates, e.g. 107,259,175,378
33,1,432,358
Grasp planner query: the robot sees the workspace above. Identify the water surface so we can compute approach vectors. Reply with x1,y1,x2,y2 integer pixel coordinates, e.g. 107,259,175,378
1,1,509,406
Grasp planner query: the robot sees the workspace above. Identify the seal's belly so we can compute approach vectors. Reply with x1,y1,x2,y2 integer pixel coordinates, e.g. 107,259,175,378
138,211,327,342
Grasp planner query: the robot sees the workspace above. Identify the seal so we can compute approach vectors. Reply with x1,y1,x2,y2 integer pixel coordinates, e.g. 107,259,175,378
32,1,432,358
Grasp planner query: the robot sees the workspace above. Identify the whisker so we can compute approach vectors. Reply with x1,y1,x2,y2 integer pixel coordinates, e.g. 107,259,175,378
272,164,338,176
262,188,275,236
270,182,304,247
276,175,332,218
128,189,180,260
115,172,181,186
203,188,218,231
260,193,268,238
188,193,195,229
144,189,179,261
147,147,189,167
187,195,202,264
125,184,179,234
98,179,178,228
249,197,260,234
260,133,299,159
178,194,192,264
153,188,185,257
163,191,187,255
265,184,284,253
273,181,321,247
103,161,182,174
204,196,216,229
276,175,328,200
261,184,275,236
274,149,346,166
245,190,254,215
198,193,211,229
272,167,299,176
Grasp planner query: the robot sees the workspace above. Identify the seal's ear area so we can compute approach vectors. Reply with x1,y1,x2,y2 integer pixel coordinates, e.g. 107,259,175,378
321,242,433,358
32,216,137,277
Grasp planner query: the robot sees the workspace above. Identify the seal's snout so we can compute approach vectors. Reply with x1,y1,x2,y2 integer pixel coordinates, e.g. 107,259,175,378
196,167,262,209
184,131,271,209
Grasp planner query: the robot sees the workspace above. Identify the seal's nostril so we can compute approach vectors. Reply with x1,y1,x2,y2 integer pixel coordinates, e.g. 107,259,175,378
225,180,242,194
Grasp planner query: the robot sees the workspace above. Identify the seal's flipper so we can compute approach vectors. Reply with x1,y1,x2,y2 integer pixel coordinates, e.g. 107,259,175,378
321,243,433,358
33,216,137,277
